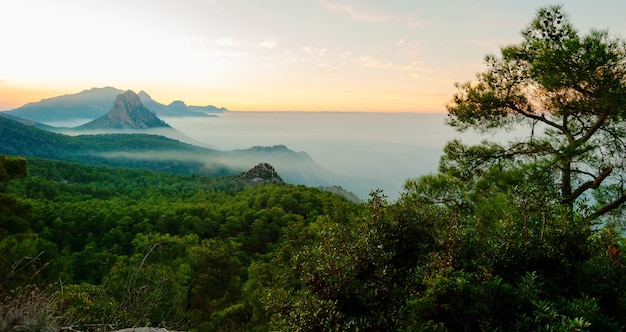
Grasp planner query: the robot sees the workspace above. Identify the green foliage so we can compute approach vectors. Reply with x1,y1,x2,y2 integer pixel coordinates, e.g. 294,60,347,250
0,193,32,237
103,233,197,328
4,7,626,329
257,190,439,330
447,5,626,223
57,283,120,329
0,234,62,290
0,155,30,237
0,155,27,184
1,156,355,330
187,238,245,327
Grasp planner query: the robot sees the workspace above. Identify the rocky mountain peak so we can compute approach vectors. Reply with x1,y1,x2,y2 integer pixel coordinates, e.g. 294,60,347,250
77,90,170,130
113,90,143,110
237,163,284,185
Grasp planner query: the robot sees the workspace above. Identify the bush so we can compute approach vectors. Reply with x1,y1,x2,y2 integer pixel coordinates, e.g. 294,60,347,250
0,285,59,332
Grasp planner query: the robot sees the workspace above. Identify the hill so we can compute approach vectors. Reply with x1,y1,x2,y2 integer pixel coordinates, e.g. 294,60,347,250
77,90,171,130
138,91,226,117
5,87,226,123
0,154,360,330
6,87,123,123
235,162,284,185
0,114,360,197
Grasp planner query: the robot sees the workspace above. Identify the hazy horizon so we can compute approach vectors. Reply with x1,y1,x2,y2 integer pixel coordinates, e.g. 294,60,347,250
155,111,520,199
21,109,530,200
3,2,625,112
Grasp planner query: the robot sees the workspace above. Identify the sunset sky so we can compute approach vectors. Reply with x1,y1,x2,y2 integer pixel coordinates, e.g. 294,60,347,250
1,0,625,112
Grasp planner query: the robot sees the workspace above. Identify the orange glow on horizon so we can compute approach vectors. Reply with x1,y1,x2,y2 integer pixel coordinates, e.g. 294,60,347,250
0,85,72,110
0,84,450,113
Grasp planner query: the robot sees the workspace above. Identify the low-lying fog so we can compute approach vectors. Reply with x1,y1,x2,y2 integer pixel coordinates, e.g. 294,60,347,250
44,112,529,199
161,112,522,199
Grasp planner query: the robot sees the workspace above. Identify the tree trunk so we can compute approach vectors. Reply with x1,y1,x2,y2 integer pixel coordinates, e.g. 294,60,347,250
561,160,573,208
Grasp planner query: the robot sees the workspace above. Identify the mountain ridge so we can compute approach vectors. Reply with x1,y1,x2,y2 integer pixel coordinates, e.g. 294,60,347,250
0,114,365,199
138,91,226,117
5,87,227,123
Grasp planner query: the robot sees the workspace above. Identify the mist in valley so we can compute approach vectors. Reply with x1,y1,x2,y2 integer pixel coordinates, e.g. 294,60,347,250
161,112,523,200
39,111,530,200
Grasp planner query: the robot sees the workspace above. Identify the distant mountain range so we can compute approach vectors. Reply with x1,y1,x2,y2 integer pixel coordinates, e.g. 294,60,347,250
5,87,226,123
0,113,365,200
0,87,376,199
25,89,210,148
137,91,226,117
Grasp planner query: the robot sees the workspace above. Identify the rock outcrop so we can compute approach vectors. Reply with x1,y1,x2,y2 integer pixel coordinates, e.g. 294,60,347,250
77,90,171,130
237,163,284,185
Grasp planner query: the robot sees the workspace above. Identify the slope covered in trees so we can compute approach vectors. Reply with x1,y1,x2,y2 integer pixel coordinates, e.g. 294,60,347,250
1,156,359,330
2,5,626,331
0,114,352,193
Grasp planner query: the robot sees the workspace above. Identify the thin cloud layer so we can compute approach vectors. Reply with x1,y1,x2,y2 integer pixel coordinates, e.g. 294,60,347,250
2,1,625,112
317,0,397,23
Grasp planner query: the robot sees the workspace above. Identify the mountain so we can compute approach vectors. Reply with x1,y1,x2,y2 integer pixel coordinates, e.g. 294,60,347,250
5,87,227,123
6,87,123,123
137,91,226,117
76,90,171,130
0,114,363,198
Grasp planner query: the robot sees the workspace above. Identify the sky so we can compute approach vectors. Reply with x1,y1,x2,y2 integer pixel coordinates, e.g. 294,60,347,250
1,0,625,112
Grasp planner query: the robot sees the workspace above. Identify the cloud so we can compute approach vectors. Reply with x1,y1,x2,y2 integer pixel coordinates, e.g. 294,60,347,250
406,11,428,27
357,55,393,69
356,55,433,79
462,39,506,48
176,34,205,44
204,49,247,58
317,1,429,28
216,37,242,47
301,47,330,67
217,37,279,50
402,60,427,71
317,0,396,23
258,39,278,49
274,46,333,68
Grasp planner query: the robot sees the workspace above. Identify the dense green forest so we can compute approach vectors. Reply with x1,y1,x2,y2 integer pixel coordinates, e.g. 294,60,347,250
3,5,626,331
1,157,360,330
0,114,348,192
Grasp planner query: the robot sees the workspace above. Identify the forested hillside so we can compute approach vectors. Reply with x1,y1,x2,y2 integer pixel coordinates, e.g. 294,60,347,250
1,156,359,330
0,114,355,194
2,5,626,331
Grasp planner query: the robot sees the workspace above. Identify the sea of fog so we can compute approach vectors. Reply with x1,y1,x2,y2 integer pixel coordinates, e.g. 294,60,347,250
46,112,526,199
159,111,523,199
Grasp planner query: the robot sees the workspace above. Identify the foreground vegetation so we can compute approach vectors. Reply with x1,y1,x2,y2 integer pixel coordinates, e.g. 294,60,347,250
2,5,626,331
0,156,356,330
2,155,625,331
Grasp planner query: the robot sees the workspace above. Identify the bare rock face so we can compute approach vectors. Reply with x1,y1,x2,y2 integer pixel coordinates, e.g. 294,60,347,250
78,90,171,130
237,163,284,185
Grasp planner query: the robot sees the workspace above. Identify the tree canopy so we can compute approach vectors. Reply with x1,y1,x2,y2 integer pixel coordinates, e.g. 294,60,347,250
446,5,626,224
4,5,626,332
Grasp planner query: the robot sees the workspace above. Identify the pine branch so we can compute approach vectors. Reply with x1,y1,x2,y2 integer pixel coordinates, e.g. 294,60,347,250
584,190,626,222
563,166,613,203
